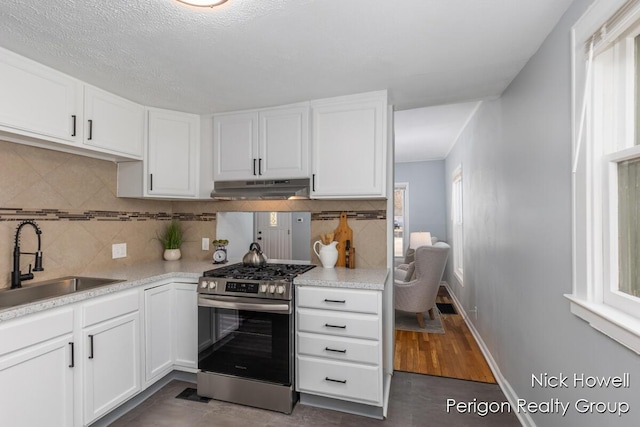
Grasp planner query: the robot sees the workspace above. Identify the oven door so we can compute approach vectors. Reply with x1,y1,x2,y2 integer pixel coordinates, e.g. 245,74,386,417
198,295,293,386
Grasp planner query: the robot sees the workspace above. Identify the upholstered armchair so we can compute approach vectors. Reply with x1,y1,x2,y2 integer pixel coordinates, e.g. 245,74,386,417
394,242,450,328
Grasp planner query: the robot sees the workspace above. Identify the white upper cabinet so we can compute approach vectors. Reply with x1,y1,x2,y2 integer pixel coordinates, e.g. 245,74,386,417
0,47,81,144
213,104,310,181
311,91,387,198
213,111,257,181
83,85,144,159
258,106,310,179
147,109,200,197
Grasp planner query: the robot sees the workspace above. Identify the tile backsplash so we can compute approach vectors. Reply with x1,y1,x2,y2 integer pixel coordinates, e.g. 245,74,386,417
0,140,387,289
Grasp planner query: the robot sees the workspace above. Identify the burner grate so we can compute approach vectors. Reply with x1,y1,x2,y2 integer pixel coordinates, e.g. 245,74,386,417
203,263,314,281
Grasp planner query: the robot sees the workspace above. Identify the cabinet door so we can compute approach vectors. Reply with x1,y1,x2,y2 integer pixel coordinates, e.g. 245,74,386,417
0,47,80,143
173,282,198,369
213,112,258,181
258,106,309,179
147,109,199,197
84,85,144,158
311,95,386,198
0,335,74,427
83,312,141,424
144,284,174,384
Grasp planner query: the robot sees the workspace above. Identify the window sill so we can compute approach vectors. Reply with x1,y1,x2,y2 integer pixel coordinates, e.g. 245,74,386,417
565,294,640,355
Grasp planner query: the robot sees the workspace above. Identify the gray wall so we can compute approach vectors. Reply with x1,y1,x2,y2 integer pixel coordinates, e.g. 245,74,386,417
394,160,447,242
445,1,639,425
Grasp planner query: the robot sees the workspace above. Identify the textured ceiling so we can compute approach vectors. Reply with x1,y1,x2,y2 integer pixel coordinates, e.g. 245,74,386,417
0,0,573,115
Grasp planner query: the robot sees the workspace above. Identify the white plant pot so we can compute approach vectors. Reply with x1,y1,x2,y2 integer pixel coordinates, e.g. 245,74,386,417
163,248,181,261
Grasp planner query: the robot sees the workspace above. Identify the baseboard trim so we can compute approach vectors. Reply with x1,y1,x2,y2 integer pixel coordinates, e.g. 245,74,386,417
89,371,196,427
442,282,535,427
299,393,383,419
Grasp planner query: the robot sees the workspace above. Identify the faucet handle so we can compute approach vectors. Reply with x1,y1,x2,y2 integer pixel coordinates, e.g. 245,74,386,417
20,264,34,282
34,251,44,272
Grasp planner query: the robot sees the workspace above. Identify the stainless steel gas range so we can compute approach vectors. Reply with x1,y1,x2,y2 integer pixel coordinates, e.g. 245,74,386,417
196,262,315,414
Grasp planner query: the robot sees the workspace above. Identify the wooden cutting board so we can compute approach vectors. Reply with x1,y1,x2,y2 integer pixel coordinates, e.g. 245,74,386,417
333,212,353,267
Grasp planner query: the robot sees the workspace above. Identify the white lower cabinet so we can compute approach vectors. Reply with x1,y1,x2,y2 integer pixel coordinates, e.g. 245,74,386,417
144,284,174,385
143,281,197,386
0,308,75,427
0,278,198,426
297,356,381,404
173,282,198,369
81,290,141,425
296,286,383,407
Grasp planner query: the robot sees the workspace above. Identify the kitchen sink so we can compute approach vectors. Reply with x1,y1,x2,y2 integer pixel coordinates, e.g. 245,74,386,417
0,276,124,310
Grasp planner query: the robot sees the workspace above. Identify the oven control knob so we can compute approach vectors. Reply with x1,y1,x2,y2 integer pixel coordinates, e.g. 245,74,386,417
269,284,276,294
276,285,286,295
208,281,217,290
260,284,269,293
200,281,209,289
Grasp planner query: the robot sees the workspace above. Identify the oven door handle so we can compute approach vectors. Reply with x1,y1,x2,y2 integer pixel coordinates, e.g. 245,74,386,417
198,295,292,314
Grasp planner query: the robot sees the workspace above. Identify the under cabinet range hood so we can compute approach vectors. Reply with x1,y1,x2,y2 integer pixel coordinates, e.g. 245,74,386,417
210,179,310,200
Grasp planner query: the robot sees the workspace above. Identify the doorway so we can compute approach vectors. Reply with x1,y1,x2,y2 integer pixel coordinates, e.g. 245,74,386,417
394,183,409,260
255,212,292,260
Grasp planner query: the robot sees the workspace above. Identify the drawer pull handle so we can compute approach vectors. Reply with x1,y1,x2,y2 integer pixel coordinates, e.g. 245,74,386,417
68,342,75,368
325,347,347,353
325,377,347,384
324,299,346,303
88,334,94,359
324,323,346,329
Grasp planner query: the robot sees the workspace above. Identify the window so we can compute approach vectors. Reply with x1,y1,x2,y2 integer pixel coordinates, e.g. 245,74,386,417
394,183,409,258
452,165,463,283
570,0,640,353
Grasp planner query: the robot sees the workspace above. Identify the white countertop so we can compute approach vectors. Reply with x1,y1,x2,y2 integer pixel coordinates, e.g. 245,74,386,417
0,260,221,322
294,267,389,291
1,261,389,322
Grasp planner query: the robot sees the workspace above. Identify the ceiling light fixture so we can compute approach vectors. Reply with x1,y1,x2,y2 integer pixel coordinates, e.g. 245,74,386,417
175,0,228,7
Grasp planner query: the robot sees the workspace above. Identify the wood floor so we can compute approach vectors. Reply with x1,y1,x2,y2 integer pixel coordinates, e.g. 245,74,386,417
394,286,497,384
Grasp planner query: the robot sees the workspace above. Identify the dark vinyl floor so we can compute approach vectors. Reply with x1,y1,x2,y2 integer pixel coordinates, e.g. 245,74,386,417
109,372,521,426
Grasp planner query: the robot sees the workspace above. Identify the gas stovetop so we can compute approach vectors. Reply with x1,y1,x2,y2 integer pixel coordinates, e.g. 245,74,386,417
203,262,315,281
199,263,315,300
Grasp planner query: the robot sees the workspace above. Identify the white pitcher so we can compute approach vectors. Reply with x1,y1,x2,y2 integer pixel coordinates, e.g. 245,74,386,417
313,240,339,268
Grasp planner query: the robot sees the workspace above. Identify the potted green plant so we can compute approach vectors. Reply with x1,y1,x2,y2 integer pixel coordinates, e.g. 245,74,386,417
157,220,183,261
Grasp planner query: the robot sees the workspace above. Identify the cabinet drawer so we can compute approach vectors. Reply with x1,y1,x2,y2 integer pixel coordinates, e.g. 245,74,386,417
297,332,379,365
297,356,381,404
82,290,138,327
0,308,73,356
297,308,379,340
297,286,379,314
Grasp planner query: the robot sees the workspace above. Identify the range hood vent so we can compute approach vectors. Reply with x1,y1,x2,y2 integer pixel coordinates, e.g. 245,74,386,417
211,179,310,200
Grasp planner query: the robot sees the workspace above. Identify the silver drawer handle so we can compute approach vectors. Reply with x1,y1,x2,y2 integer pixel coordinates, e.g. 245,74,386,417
325,377,347,384
324,323,346,329
325,347,347,353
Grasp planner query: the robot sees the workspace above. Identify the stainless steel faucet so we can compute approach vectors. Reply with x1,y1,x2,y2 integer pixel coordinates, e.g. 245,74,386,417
11,220,44,289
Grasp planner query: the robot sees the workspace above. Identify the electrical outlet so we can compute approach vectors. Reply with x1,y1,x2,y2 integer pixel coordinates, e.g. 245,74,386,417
112,243,127,259
202,237,210,251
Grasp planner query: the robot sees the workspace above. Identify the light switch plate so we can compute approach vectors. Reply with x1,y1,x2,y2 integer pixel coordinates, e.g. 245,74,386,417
202,237,210,251
112,243,127,259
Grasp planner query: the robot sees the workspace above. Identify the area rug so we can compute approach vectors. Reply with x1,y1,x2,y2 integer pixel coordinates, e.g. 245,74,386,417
395,308,445,334
175,387,211,403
